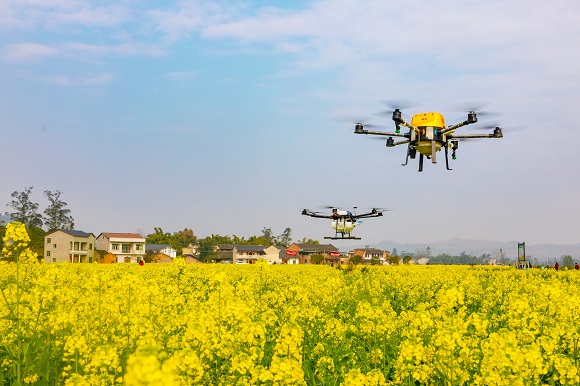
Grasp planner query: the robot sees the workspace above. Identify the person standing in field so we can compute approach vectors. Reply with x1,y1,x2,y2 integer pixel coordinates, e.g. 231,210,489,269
555,262,560,271
575,263,579,270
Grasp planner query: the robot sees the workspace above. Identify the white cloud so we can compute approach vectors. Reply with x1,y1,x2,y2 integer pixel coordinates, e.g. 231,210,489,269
46,72,115,86
3,43,58,62
2,41,165,64
0,0,132,30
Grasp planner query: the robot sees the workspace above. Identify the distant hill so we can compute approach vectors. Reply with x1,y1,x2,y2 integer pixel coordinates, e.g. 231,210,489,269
372,238,580,262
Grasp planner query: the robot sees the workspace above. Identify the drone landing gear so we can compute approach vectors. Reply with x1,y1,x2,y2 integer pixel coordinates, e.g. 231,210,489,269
324,236,362,240
418,153,424,172
431,140,437,164
402,146,416,166
445,145,452,170
402,143,410,166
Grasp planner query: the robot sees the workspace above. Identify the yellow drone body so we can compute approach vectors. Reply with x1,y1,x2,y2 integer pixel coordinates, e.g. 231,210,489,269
409,112,448,156
411,111,446,129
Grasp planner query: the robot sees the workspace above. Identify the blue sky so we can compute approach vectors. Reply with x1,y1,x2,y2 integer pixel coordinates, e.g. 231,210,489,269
1,0,579,249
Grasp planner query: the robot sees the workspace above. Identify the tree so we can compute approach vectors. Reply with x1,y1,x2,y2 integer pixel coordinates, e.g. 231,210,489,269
349,254,362,265
171,228,198,255
415,248,428,261
5,187,43,229
392,248,398,256
276,227,292,248
146,228,172,245
43,190,74,231
298,237,319,245
27,226,46,257
198,238,218,262
311,254,325,264
426,246,432,257
403,255,413,264
388,255,401,265
562,255,574,268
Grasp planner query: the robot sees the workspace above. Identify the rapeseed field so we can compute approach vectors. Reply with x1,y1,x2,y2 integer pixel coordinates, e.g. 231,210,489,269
2,259,580,385
3,224,580,385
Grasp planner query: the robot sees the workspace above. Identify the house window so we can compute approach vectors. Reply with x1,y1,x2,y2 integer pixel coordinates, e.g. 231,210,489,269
53,244,57,248
89,256,93,263
124,256,131,263
52,257,56,263
89,244,93,250
135,244,143,251
122,244,131,253
112,244,119,251
46,251,51,257
47,238,51,244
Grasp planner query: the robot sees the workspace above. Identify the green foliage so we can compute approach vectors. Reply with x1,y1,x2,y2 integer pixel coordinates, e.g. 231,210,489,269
198,238,218,262
202,228,298,248
388,255,401,265
27,227,46,258
298,237,320,245
349,254,362,265
5,187,43,229
146,228,198,255
0,225,5,252
310,254,325,264
370,255,381,265
427,252,481,265
43,190,74,231
403,255,412,265
277,227,292,248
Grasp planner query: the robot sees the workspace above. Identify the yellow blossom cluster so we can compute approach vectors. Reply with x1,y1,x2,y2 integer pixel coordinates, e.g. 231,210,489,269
0,264,580,384
1,222,38,263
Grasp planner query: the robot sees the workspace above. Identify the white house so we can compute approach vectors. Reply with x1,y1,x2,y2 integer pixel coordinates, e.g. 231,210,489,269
95,232,146,263
146,244,177,259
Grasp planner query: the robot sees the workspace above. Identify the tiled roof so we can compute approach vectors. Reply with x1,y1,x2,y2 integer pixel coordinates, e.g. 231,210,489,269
235,245,267,253
47,229,94,238
100,232,144,239
356,248,385,254
146,244,174,252
295,244,338,253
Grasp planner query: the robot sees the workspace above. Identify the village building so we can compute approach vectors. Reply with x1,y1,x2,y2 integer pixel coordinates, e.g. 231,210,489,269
95,232,146,263
44,229,96,263
284,243,341,264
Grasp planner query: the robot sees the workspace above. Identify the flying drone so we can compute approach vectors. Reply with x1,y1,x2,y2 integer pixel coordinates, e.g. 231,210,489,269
301,207,385,240
353,105,503,172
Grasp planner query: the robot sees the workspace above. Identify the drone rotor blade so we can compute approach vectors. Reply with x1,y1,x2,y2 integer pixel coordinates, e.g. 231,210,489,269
444,102,501,119
332,117,382,128
382,99,421,110
466,121,501,131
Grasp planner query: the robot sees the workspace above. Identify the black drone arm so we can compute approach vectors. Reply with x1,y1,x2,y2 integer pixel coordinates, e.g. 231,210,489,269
353,210,384,219
441,111,478,134
448,125,503,139
354,129,409,138
301,210,332,219
389,139,410,147
448,132,501,140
